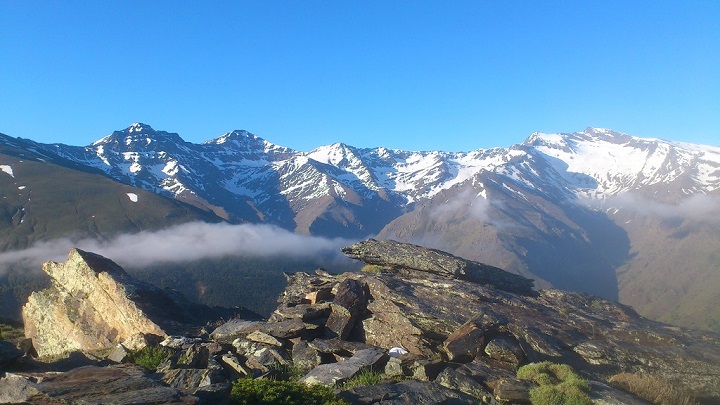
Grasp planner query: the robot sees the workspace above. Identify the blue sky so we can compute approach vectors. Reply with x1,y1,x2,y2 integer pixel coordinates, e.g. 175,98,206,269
1,1,718,151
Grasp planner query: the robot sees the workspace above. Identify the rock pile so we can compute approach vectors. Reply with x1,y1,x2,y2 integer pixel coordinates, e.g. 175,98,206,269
2,240,720,404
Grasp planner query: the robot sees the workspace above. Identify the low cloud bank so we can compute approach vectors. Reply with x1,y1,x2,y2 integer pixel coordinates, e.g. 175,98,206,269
606,193,720,221
0,222,356,275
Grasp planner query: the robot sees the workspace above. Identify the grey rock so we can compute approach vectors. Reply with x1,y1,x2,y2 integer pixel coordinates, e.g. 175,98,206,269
436,367,493,402
107,344,129,363
299,347,388,386
219,352,250,377
209,319,262,342
246,330,285,347
409,358,446,381
162,368,220,393
269,303,332,322
179,344,210,368
292,340,319,372
492,378,533,403
341,239,534,295
4,364,196,404
338,380,479,404
483,334,525,368
261,318,315,339
0,372,43,403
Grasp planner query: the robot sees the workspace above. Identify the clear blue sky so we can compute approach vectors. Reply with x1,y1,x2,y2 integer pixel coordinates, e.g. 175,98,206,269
1,1,718,151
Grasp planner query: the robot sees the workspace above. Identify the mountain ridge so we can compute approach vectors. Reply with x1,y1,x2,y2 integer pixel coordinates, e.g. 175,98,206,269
1,124,719,332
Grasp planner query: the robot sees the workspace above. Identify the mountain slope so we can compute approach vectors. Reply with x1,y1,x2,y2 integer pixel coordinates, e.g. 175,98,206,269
2,124,720,332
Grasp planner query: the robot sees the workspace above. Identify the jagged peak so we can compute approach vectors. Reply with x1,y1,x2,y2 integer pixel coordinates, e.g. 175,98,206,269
91,124,186,148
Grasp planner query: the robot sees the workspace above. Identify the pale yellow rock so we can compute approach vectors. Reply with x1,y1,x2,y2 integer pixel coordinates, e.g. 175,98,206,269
23,248,167,358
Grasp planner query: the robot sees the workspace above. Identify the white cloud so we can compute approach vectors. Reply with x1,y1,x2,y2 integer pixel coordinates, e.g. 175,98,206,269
0,222,356,275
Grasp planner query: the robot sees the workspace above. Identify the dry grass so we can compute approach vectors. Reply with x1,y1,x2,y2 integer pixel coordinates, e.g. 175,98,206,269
361,264,384,274
608,373,699,405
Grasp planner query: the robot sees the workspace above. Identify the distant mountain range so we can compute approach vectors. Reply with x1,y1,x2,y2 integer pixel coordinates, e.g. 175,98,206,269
1,124,719,332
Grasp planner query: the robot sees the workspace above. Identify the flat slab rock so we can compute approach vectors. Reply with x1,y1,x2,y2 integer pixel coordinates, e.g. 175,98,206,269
338,380,479,404
341,239,534,295
299,348,388,386
0,364,197,404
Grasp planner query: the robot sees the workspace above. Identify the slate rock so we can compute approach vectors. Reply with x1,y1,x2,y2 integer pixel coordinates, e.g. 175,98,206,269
325,279,370,340
436,367,493,403
2,364,196,404
292,339,319,372
162,368,220,393
341,239,535,295
179,344,209,369
209,319,262,342
108,344,130,363
261,318,314,339
246,330,285,347
219,353,251,377
338,380,479,404
484,334,525,367
492,378,533,403
299,348,388,386
443,316,488,363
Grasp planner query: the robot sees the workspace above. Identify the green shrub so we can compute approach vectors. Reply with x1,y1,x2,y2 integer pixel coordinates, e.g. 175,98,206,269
128,346,173,371
517,362,592,405
341,369,384,388
230,378,349,405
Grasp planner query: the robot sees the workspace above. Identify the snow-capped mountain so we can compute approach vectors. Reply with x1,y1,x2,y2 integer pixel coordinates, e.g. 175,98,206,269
2,124,720,332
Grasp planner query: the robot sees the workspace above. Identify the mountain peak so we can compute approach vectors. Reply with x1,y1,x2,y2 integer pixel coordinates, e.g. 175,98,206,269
127,122,155,133
91,124,185,149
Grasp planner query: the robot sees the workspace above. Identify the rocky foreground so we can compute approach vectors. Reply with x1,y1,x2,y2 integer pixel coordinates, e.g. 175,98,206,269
1,240,719,404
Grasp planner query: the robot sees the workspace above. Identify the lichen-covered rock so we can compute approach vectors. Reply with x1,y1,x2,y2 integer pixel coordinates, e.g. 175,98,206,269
1,364,196,404
22,248,258,358
341,239,535,295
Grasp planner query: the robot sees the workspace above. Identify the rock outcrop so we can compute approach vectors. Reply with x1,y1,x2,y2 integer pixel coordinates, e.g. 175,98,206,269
22,248,259,357
5,240,719,404
341,239,535,295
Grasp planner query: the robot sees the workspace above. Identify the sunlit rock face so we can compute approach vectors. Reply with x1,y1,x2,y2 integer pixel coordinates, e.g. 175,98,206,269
22,248,258,357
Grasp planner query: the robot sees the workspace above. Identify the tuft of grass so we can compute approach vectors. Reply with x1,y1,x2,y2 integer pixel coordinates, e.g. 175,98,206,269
360,265,384,274
127,346,173,371
0,318,25,344
230,378,349,405
609,373,699,405
269,362,306,382
517,362,592,405
340,369,384,389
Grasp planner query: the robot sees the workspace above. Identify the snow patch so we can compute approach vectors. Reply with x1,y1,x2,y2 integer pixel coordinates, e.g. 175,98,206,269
0,165,14,178
18,186,26,190
126,193,139,203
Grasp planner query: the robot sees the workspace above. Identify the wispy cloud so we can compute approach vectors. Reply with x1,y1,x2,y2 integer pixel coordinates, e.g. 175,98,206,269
0,222,356,275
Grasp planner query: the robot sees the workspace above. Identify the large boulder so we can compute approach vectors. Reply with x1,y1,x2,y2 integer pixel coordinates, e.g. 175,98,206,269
341,239,535,295
23,248,259,358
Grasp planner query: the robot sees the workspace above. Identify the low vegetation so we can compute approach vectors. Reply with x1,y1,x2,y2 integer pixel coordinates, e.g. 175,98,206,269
360,264,384,274
340,369,384,389
230,378,349,405
0,317,24,344
127,346,173,371
517,362,592,405
609,372,699,405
